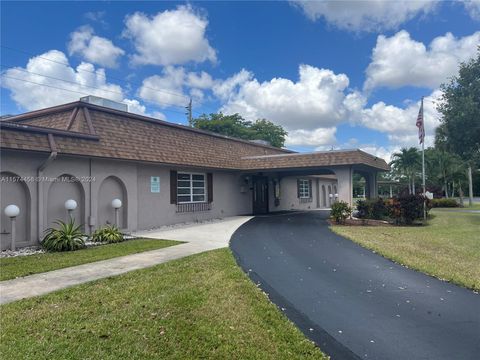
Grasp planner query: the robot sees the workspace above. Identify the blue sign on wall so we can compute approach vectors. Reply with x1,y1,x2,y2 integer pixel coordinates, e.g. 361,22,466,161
150,176,160,193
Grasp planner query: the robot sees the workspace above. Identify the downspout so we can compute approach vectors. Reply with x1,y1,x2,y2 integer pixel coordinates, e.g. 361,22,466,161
37,134,57,241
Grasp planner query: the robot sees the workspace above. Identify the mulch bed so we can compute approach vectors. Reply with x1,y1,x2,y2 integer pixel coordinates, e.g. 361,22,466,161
328,218,393,226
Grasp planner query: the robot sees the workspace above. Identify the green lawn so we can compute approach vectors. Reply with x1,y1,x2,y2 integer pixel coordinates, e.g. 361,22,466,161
0,249,327,360
0,238,181,281
331,210,480,290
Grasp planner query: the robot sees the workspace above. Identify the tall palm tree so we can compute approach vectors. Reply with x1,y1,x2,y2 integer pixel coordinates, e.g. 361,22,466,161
390,147,421,194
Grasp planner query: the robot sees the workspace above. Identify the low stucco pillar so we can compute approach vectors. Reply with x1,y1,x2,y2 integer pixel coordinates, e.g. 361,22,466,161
333,166,353,206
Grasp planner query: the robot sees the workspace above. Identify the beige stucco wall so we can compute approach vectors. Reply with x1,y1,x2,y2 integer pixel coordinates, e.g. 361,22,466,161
0,150,252,249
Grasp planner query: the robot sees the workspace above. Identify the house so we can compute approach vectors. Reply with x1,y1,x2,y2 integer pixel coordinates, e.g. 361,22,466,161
0,97,389,250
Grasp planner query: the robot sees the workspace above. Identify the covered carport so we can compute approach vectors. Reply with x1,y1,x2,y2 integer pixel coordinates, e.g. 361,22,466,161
240,149,390,214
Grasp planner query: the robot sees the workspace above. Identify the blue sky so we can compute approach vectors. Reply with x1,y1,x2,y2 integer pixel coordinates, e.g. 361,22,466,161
1,1,479,160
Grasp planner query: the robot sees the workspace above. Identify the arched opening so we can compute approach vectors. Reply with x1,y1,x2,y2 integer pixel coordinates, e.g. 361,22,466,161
0,172,31,249
328,185,332,206
47,174,85,229
353,171,369,201
98,176,127,229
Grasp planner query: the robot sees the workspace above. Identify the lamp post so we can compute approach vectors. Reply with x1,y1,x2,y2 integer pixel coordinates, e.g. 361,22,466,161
111,199,122,227
4,204,20,251
64,199,77,221
334,193,339,202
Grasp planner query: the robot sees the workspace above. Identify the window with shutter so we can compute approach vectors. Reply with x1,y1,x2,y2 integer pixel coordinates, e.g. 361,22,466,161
176,173,207,203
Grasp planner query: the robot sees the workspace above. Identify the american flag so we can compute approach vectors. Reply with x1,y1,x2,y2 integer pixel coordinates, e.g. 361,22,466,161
416,97,425,144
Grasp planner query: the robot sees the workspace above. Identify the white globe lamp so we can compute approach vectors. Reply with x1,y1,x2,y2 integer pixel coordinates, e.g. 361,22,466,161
4,204,20,218
65,199,77,210
64,199,77,220
4,204,20,251
111,199,122,209
111,199,122,227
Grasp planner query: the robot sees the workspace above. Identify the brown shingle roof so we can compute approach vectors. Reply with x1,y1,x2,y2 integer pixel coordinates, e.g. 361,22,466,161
241,150,390,171
0,101,390,171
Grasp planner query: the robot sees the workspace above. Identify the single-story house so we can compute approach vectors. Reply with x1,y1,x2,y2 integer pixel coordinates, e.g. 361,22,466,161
0,97,389,250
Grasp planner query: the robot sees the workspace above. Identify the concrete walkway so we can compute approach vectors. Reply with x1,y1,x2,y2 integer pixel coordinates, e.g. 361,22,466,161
0,216,252,305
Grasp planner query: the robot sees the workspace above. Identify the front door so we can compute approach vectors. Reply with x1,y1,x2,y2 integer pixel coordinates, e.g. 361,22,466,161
252,176,269,214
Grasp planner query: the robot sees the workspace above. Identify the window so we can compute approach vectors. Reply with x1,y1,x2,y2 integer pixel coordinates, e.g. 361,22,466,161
177,173,206,203
298,179,311,198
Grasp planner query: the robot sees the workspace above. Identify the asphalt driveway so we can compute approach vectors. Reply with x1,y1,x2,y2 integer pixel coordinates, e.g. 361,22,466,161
230,211,480,360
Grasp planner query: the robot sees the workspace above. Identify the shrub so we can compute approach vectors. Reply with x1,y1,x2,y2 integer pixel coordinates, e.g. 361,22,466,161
42,219,86,252
91,225,124,243
356,198,389,220
330,201,352,224
430,198,459,208
355,199,370,219
386,195,428,225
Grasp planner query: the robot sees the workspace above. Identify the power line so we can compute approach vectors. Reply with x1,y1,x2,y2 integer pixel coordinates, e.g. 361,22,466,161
1,45,221,117
1,44,190,101
0,64,189,110
1,75,190,116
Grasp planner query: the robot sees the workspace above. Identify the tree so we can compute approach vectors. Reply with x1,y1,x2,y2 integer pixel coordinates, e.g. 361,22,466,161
436,48,480,205
425,148,465,198
250,119,287,148
192,113,287,148
390,148,420,194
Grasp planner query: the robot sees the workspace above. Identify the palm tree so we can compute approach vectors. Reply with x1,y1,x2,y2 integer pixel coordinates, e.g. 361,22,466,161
390,147,421,194
426,149,456,198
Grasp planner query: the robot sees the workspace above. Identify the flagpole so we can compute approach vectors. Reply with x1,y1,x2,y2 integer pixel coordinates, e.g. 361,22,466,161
421,97,426,220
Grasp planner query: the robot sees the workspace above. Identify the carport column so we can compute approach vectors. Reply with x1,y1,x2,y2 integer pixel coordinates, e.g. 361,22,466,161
368,172,378,199
333,166,353,206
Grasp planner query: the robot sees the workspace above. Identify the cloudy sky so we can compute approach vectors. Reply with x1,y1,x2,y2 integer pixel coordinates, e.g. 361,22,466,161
1,1,479,161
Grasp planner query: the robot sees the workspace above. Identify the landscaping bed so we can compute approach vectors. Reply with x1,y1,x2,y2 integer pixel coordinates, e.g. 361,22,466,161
0,238,181,281
0,249,327,360
331,210,480,290
327,218,391,226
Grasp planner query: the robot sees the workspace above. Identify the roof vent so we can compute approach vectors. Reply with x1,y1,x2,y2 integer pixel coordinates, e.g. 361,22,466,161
80,96,127,112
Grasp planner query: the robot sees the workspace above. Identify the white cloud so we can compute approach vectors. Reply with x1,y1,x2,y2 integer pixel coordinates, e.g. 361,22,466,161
123,5,217,66
138,66,215,108
212,69,253,100
463,0,480,20
364,30,480,90
356,89,442,149
293,0,437,32
286,127,337,147
219,65,351,130
1,50,124,111
122,98,166,120
186,71,214,89
358,144,400,163
214,65,364,149
138,66,187,107
68,25,124,68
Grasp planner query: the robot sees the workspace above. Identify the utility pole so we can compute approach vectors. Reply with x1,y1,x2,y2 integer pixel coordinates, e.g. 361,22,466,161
186,98,192,127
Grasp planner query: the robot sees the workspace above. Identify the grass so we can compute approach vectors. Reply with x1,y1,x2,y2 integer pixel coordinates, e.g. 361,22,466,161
331,210,480,290
0,238,181,281
461,203,480,210
0,249,327,360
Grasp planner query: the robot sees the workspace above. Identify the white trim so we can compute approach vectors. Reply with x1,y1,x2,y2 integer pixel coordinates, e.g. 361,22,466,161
298,178,311,199
177,172,207,204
